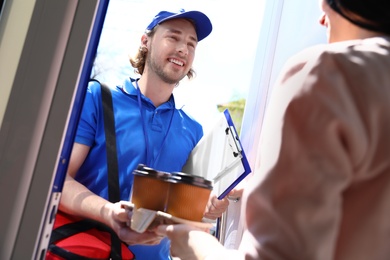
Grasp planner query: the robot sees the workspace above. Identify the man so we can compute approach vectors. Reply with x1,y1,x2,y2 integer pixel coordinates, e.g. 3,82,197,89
156,0,390,259
50,9,230,260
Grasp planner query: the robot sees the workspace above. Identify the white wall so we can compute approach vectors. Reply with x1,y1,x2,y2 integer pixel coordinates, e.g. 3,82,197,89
223,0,326,249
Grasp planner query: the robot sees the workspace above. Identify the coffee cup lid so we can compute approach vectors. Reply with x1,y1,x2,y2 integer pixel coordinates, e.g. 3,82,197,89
133,164,170,180
169,172,213,189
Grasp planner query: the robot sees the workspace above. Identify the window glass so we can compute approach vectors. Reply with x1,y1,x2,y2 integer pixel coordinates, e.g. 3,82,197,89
93,0,264,133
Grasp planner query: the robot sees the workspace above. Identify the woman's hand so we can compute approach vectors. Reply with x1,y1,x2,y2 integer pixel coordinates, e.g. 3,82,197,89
156,224,223,260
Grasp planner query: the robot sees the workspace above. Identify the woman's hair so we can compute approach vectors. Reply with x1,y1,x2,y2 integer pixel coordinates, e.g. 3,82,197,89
129,26,196,79
326,0,390,35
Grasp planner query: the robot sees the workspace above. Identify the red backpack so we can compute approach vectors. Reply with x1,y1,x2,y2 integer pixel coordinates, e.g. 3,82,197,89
46,81,135,260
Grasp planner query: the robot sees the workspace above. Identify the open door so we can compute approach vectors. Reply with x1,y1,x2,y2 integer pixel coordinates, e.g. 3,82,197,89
0,0,109,259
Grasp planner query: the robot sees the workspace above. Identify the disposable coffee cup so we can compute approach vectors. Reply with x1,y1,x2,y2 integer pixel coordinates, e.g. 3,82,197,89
130,164,170,212
166,172,213,222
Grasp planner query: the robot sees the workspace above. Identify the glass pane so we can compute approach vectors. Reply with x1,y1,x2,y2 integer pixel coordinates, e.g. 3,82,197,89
93,0,264,133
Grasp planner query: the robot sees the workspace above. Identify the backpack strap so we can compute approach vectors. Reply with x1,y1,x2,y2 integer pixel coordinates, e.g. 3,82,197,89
48,244,102,260
100,82,120,203
99,80,122,259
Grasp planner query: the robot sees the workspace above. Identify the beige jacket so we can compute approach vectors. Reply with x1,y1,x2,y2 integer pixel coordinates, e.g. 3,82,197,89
240,37,390,260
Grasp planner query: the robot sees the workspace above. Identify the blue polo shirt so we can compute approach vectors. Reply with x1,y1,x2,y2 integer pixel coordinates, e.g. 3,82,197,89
74,78,203,259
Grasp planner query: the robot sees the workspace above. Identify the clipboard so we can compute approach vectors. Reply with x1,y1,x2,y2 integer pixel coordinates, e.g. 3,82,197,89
182,109,251,199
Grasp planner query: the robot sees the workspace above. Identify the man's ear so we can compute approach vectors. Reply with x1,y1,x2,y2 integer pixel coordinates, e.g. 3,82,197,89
141,34,148,48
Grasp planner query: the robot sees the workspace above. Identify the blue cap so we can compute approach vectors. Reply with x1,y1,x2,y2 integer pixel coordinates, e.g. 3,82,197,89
146,9,212,42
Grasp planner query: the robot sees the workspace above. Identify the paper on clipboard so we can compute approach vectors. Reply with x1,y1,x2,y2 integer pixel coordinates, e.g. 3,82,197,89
182,109,251,199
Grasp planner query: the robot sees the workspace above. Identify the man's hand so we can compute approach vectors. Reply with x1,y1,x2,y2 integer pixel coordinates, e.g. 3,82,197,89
203,188,243,219
203,194,229,219
105,202,164,245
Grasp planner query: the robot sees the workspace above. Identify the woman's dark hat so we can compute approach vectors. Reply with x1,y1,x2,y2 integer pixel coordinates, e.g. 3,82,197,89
146,9,213,41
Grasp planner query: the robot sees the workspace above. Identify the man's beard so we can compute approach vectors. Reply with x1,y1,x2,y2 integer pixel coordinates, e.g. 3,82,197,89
146,46,187,84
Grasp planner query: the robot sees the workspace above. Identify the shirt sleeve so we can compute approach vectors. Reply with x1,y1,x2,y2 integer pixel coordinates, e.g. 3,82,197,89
75,81,102,147
240,47,368,260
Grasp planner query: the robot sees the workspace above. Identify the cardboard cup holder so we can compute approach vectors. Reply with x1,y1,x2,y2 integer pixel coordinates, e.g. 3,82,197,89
120,201,214,233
